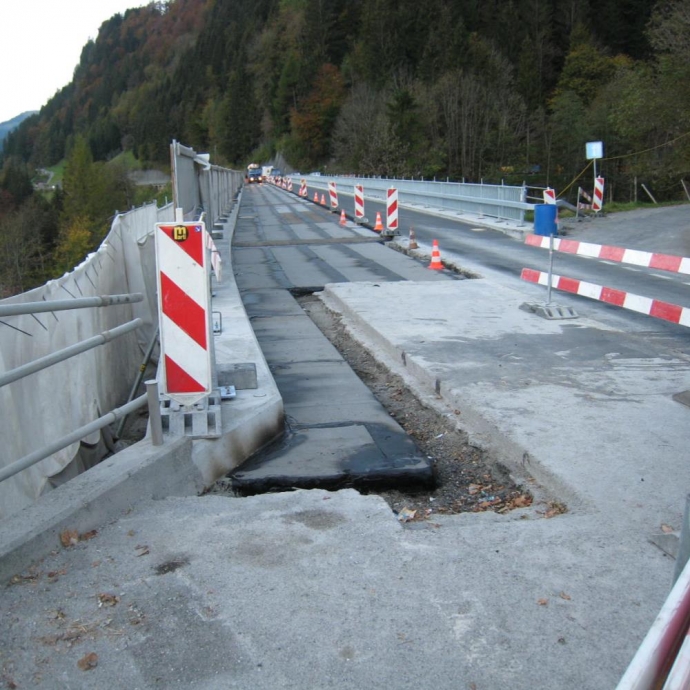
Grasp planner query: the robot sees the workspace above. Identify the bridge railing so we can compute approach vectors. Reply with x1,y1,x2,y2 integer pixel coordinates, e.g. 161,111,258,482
0,142,241,520
286,173,529,224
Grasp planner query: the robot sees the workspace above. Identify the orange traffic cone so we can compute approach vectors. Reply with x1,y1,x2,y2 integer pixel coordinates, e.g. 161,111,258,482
409,227,418,249
321,194,327,206
373,212,383,232
428,239,443,270
339,209,347,226
313,191,319,202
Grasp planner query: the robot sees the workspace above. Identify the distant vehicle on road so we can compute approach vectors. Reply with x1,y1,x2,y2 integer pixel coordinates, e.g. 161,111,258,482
246,163,262,184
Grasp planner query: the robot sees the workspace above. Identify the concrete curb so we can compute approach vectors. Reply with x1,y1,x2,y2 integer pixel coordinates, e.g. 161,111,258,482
0,437,196,583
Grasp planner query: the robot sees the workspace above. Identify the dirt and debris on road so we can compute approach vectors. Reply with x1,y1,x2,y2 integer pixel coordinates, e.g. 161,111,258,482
298,294,538,520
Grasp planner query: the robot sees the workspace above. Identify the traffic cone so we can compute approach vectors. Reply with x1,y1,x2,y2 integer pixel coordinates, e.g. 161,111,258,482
373,212,383,232
339,209,347,226
313,191,319,202
428,239,443,270
409,227,418,249
321,194,327,205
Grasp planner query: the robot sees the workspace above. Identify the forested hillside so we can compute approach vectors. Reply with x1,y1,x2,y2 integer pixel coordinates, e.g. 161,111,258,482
1,0,689,295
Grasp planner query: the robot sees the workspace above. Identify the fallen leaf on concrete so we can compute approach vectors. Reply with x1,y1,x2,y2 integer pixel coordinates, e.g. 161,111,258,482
559,591,571,601
8,572,39,585
135,545,150,557
543,501,568,519
537,598,549,606
80,530,98,541
77,652,98,671
511,494,532,508
397,507,417,522
661,524,674,534
98,593,120,607
60,530,79,548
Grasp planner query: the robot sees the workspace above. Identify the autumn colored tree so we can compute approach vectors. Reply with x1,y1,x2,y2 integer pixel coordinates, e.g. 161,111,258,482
289,64,345,167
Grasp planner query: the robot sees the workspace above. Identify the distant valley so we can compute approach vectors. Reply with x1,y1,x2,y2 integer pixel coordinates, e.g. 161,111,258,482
0,111,37,151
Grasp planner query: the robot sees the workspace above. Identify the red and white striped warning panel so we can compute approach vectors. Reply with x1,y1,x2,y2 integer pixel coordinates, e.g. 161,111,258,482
592,177,605,211
387,188,398,231
577,186,593,210
328,181,339,209
299,179,308,197
205,232,222,282
543,188,556,204
520,268,690,327
525,234,690,275
354,184,364,219
155,221,212,404
287,178,293,192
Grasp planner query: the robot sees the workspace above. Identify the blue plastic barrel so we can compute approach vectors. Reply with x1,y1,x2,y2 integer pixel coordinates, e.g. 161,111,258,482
534,204,558,236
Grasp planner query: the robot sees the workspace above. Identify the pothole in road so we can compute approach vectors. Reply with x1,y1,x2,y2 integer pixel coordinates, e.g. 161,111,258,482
295,293,546,522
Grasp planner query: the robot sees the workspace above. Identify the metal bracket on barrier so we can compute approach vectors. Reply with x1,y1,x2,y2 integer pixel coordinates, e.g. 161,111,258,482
160,391,222,438
212,311,222,334
519,302,579,320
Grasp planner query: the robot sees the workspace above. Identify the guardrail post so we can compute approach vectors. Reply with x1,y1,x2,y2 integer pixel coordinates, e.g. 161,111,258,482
146,380,164,446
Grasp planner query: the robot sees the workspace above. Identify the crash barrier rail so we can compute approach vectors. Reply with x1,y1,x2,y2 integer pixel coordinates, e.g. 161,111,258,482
285,173,529,225
171,140,244,224
0,293,165,484
520,234,690,328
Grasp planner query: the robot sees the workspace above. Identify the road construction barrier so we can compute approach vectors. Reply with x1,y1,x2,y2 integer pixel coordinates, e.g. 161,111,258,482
428,239,443,270
593,177,605,211
543,187,557,204
354,184,364,220
522,234,690,327
387,188,399,232
155,216,213,404
525,235,690,274
617,557,690,689
299,180,308,197
328,181,338,209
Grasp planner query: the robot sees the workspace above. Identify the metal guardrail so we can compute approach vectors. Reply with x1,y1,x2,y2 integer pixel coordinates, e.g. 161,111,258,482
287,173,529,224
0,292,163,484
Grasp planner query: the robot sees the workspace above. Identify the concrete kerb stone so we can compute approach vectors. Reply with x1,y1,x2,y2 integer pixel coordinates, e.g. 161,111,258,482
189,187,284,484
0,188,286,581
0,437,195,583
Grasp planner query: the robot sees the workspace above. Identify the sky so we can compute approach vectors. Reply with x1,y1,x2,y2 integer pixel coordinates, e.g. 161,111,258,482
0,0,147,124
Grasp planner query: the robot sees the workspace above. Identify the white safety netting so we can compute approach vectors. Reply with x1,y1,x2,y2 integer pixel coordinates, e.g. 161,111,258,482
0,203,174,519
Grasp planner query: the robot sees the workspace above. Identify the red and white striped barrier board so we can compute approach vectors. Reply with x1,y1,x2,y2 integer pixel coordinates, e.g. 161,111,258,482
155,221,212,404
287,178,293,192
592,177,604,211
520,267,690,327
543,187,556,204
299,179,307,197
525,234,690,275
387,187,398,231
577,186,593,210
205,232,222,282
354,184,364,219
328,181,339,209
